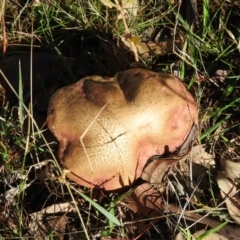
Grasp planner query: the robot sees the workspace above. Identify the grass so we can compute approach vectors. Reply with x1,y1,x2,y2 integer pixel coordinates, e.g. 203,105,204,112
1,0,240,239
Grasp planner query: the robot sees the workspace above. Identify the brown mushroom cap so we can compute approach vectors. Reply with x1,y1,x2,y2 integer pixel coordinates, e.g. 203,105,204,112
47,68,197,190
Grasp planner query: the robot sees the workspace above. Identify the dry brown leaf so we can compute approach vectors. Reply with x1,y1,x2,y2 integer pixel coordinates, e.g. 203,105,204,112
190,144,215,166
43,215,67,239
28,202,72,238
216,171,240,225
167,203,240,240
193,229,229,240
123,183,164,236
177,144,215,188
136,41,170,58
142,144,213,187
123,183,164,213
122,182,240,239
30,202,72,221
142,144,215,192
100,0,117,8
123,183,240,239
141,158,179,185
178,160,210,189
174,232,185,240
121,37,175,58
220,158,240,180
120,0,138,18
28,215,67,240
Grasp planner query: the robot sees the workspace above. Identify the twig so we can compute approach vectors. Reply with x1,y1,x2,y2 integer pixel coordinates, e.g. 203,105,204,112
114,0,139,62
1,0,7,54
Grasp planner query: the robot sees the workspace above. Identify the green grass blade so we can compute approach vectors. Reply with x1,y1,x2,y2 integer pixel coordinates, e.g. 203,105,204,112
18,60,24,128
203,0,210,35
77,191,121,226
200,115,231,140
108,200,115,233
197,221,228,240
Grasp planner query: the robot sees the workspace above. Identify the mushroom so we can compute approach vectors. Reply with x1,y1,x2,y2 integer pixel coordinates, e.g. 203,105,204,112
47,68,197,190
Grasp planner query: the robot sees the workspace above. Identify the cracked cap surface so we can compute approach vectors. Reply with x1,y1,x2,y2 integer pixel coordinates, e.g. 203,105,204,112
47,68,197,190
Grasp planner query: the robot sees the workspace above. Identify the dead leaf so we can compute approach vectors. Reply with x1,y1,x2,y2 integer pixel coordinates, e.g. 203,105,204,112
137,41,169,58
220,158,240,180
142,125,198,186
121,37,175,58
216,171,240,225
123,183,240,239
123,0,138,8
30,202,72,221
27,215,67,240
167,203,240,240
142,144,214,189
117,0,138,19
123,183,164,236
190,144,215,166
123,0,138,16
43,215,67,239
100,0,117,8
177,160,212,191
27,202,73,238
128,35,141,46
174,232,185,240
141,158,179,185
193,229,229,240
176,144,215,188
